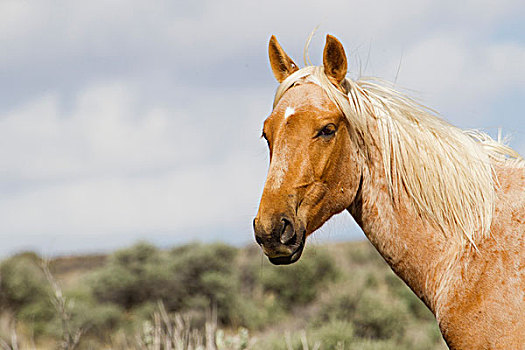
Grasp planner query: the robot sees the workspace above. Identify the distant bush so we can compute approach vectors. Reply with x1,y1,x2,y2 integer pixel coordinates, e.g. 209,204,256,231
252,320,368,350
314,266,411,342
17,298,55,335
348,339,402,350
92,243,338,328
347,242,384,265
353,290,408,340
0,252,122,340
309,319,355,349
0,253,49,312
166,243,241,325
314,283,361,324
91,242,243,325
70,301,123,336
259,247,339,308
384,273,434,321
91,242,171,309
167,243,238,309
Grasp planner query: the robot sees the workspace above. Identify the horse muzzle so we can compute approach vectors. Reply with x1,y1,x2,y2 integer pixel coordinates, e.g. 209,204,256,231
253,215,306,265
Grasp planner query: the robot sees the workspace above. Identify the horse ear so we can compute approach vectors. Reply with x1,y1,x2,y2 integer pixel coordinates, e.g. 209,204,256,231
323,34,347,83
269,35,299,83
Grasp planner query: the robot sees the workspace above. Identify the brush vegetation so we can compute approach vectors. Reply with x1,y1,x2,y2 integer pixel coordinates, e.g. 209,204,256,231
0,241,446,349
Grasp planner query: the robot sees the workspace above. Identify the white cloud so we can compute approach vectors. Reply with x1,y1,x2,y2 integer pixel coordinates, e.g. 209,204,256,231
0,152,265,236
0,79,269,244
1,0,522,70
0,82,192,180
393,34,525,109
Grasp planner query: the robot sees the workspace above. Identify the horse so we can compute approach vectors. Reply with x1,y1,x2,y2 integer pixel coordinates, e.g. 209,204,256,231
253,34,525,349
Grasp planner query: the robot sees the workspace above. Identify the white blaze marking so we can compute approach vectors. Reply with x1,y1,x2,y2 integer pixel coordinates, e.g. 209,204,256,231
266,144,290,190
265,107,295,190
284,106,295,119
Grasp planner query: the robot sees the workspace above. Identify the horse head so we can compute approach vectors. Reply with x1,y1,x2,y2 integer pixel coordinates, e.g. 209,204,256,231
253,35,362,264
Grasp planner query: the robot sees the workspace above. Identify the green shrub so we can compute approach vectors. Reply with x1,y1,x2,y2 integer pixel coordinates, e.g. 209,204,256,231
309,320,355,349
17,299,55,335
168,243,238,298
91,242,243,325
348,339,403,350
347,243,384,265
384,273,434,321
0,253,49,312
353,290,408,340
314,283,361,325
253,322,354,350
251,330,310,350
259,247,339,308
168,243,240,324
91,242,171,309
71,301,123,336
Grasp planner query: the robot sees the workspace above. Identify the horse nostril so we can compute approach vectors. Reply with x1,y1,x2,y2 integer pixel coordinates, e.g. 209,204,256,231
280,218,296,245
255,234,264,245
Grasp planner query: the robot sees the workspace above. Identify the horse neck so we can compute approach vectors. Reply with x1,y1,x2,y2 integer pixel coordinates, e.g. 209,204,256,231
347,137,456,315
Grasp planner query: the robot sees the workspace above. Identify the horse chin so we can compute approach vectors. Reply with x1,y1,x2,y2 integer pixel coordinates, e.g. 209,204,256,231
268,239,305,265
268,248,303,265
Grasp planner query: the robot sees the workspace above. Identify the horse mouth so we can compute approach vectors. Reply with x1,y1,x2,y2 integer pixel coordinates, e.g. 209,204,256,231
268,235,305,265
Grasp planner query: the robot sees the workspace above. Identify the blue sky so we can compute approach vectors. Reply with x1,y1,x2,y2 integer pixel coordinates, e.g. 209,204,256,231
0,0,523,257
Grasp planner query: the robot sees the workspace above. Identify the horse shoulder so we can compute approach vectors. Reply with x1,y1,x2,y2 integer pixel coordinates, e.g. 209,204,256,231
438,165,525,348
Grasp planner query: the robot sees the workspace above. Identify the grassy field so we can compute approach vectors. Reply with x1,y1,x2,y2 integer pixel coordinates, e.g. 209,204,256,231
0,241,447,349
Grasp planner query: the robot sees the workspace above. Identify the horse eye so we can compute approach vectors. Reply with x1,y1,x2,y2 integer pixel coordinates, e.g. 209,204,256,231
318,123,337,137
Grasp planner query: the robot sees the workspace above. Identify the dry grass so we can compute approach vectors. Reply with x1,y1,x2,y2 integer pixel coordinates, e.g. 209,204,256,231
41,261,83,350
127,302,254,350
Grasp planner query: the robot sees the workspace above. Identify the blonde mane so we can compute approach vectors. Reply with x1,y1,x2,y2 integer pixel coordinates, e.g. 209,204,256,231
273,66,524,247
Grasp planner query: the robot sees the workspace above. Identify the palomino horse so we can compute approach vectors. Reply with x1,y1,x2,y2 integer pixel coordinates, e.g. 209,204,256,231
253,34,524,349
